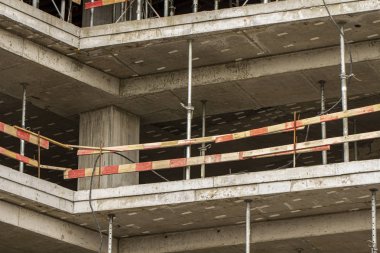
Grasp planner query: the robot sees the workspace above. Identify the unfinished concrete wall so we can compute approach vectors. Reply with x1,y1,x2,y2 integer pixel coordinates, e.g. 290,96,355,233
78,106,139,189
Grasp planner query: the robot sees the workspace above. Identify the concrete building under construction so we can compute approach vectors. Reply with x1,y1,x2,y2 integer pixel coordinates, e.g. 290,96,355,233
1,0,380,252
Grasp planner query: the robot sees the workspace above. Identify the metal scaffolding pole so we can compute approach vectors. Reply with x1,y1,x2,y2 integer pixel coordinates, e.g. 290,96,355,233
340,26,349,162
320,80,327,165
164,0,169,16
90,0,95,27
108,214,114,253
145,0,149,18
60,0,66,20
200,100,207,178
245,200,252,253
137,0,142,20
169,0,175,16
19,84,27,173
371,189,378,253
193,0,198,12
185,40,193,180
32,0,39,8
214,0,219,10
263,0,269,3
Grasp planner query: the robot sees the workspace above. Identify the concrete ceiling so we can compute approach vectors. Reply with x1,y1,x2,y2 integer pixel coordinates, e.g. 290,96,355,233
0,222,93,253
74,11,380,78
179,231,374,253
1,181,378,238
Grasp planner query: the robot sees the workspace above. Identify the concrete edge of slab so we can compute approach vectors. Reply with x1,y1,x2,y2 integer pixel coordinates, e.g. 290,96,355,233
0,0,80,48
74,159,380,201
0,200,117,253
0,164,74,212
1,159,380,215
79,0,380,49
79,0,357,37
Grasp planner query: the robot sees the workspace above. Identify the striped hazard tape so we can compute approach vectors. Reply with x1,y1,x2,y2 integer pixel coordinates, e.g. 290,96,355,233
0,146,39,167
64,129,380,179
76,103,380,156
85,0,127,9
0,122,49,149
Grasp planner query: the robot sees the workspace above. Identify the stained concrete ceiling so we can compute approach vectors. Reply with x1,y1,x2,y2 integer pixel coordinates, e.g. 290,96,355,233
0,3,380,123
73,11,380,78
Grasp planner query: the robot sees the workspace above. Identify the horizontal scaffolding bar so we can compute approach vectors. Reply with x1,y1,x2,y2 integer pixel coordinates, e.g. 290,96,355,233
14,126,71,150
64,144,334,179
0,146,39,167
76,103,380,156
0,122,49,149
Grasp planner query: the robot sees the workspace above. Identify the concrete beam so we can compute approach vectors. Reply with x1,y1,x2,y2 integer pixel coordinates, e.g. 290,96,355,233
80,0,380,49
0,29,120,96
73,159,380,213
0,164,74,213
120,210,376,253
0,200,117,253
0,0,79,48
121,39,380,97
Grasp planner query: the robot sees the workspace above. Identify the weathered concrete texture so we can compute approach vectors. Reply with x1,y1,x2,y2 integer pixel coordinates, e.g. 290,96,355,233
120,210,377,253
0,164,74,213
0,200,117,253
73,159,380,213
0,28,119,96
0,0,79,48
78,106,139,190
79,0,380,49
121,39,380,97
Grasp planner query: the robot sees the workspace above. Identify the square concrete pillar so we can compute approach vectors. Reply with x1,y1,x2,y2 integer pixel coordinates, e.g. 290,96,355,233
78,106,139,190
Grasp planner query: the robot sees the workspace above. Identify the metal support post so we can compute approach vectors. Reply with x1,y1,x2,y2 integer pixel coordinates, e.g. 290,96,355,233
108,214,115,253
32,0,39,8
371,189,378,253
214,0,219,10
90,0,95,27
263,0,269,3
169,0,175,16
245,200,252,253
145,0,149,18
19,84,27,173
60,0,66,20
193,0,198,12
137,0,142,20
164,0,169,16
185,40,193,180
340,26,349,162
320,80,327,165
200,100,207,178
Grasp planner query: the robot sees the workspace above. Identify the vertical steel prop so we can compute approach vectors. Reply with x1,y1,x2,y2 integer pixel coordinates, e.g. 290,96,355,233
340,26,349,162
19,84,27,173
245,200,252,253
371,189,378,253
320,80,327,165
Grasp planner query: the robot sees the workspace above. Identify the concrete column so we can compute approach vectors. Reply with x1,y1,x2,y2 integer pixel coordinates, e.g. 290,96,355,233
78,106,139,190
